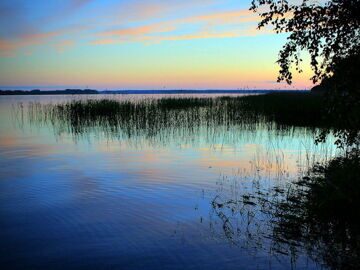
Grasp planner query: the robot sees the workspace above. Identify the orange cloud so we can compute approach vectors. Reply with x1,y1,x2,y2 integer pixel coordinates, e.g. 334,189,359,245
0,31,60,56
92,8,264,45
0,27,82,57
181,9,256,24
55,40,75,52
91,38,115,45
110,0,216,22
91,27,268,45
0,39,13,56
0,3,264,56
102,24,176,37
145,31,240,42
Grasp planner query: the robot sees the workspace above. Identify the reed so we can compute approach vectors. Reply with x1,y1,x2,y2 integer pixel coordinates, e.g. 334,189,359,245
26,93,329,138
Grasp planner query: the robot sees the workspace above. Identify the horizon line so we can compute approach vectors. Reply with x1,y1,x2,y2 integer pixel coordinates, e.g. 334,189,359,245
0,88,311,92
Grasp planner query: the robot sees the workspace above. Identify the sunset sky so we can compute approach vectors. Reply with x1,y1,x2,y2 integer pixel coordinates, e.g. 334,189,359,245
0,0,314,90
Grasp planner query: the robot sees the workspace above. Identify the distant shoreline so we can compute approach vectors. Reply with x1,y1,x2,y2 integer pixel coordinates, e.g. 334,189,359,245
0,89,309,96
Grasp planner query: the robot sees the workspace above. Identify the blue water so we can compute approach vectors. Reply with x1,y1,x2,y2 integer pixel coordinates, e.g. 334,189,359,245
0,95,334,269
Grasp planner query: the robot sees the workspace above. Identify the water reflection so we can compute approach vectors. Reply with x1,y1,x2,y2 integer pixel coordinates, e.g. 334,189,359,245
205,163,359,270
0,95,343,269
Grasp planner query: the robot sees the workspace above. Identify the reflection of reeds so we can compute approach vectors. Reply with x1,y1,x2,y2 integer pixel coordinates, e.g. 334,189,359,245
207,149,360,269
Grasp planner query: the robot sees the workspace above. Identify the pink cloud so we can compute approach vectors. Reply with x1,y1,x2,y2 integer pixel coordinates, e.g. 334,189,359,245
0,31,61,57
0,2,265,56
102,24,176,37
0,39,14,57
54,40,75,52
181,9,256,24
92,8,264,45
110,0,216,22
0,24,87,57
91,38,115,45
0,30,73,57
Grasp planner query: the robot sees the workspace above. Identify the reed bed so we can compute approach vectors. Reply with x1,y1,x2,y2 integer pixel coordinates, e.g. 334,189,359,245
26,93,328,142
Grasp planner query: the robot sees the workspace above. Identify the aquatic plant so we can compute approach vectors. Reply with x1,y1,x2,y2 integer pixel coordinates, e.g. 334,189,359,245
25,94,328,144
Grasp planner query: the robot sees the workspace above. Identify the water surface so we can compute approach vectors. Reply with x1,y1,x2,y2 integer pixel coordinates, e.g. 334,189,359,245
0,95,336,269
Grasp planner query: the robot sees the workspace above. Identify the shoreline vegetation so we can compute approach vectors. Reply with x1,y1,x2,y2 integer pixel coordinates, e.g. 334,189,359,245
26,93,329,141
27,92,329,129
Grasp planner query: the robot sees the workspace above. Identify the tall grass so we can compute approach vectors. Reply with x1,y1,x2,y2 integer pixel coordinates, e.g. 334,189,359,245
26,93,329,143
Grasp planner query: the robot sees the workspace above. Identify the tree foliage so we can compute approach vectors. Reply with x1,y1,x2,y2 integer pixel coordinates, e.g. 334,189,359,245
316,52,360,148
250,0,360,84
250,0,360,149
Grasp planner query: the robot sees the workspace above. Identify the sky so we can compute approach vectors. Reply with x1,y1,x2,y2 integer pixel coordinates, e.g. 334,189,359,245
0,0,315,90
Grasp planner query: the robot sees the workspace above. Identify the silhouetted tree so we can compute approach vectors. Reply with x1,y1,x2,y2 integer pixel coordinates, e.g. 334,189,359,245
250,0,360,84
250,0,360,149
316,52,360,148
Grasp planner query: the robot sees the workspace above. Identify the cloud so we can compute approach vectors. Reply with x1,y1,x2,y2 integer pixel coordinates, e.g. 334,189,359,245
0,0,266,56
108,0,217,22
102,24,176,37
0,39,14,57
0,0,92,56
54,40,75,53
91,38,115,45
92,8,262,45
181,9,256,24
0,25,86,57
0,31,62,56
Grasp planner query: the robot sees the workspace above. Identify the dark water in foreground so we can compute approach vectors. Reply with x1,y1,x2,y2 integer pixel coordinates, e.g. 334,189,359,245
0,95,337,269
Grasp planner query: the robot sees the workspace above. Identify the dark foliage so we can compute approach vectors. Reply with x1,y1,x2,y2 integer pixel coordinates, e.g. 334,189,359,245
239,92,327,127
250,0,360,149
316,53,360,148
250,0,360,84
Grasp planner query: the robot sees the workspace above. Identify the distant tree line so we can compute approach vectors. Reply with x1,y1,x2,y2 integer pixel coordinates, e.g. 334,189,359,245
0,89,99,95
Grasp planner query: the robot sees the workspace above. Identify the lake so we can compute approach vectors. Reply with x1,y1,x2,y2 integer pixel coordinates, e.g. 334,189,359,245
0,95,337,270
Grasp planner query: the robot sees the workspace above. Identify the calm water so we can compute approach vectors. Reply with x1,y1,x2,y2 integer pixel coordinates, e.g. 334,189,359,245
0,95,336,270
